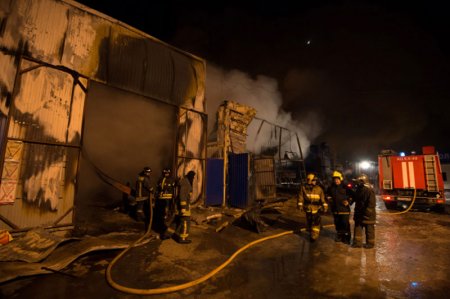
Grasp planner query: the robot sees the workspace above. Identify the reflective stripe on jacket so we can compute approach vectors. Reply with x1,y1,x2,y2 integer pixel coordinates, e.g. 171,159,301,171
298,184,326,213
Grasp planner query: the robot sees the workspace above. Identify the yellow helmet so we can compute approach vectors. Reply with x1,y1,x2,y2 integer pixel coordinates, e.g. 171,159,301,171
306,173,317,184
332,171,343,181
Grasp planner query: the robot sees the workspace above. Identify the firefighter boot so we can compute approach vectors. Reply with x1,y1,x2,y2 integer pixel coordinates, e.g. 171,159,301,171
160,228,173,240
310,226,320,242
343,233,351,244
173,234,192,244
334,233,342,242
135,201,146,222
351,242,362,248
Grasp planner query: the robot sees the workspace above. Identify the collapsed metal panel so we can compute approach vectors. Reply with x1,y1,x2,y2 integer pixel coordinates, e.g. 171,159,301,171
208,101,256,158
0,58,83,230
253,157,277,202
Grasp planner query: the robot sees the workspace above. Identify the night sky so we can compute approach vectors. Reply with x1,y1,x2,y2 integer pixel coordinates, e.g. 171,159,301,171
76,0,450,161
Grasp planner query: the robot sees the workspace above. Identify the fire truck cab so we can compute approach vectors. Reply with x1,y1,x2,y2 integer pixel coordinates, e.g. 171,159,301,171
378,146,446,210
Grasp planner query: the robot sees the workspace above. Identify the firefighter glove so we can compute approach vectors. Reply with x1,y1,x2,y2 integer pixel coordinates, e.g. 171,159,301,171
323,203,328,213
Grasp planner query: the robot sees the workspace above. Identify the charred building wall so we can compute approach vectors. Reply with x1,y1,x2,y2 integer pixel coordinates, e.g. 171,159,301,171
0,0,206,231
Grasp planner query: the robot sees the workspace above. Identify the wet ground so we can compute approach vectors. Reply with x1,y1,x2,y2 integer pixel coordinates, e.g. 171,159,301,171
1,197,450,299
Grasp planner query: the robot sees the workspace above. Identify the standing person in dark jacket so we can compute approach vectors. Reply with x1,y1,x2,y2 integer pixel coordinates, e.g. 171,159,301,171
351,174,376,249
154,168,176,240
326,171,353,244
172,170,195,244
133,167,152,223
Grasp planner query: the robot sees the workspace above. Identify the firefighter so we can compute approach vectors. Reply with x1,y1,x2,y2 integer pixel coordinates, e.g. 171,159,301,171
133,167,153,223
172,170,195,244
298,173,328,242
326,171,353,244
154,168,176,240
351,174,376,249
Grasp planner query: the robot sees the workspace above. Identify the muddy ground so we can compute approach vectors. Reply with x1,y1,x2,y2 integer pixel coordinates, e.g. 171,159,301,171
1,197,450,299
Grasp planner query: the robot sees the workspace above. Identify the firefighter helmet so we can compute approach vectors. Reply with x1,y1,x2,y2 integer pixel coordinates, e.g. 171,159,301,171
162,168,171,175
306,173,317,184
332,171,343,181
355,174,369,185
142,167,152,176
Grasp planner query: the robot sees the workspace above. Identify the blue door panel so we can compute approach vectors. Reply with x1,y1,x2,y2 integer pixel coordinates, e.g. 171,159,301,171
228,153,249,208
205,158,224,206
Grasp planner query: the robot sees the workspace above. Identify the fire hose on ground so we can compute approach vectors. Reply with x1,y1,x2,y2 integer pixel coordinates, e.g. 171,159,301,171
105,198,335,296
104,192,417,295
104,191,416,295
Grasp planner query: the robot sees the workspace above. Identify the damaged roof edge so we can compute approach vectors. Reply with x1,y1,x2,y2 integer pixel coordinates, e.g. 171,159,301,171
61,0,205,64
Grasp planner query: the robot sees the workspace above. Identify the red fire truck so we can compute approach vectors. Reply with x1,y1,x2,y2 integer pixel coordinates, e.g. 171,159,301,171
378,146,446,210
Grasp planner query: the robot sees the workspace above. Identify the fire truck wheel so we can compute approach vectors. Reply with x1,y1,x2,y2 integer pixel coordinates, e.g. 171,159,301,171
432,205,445,214
384,202,397,210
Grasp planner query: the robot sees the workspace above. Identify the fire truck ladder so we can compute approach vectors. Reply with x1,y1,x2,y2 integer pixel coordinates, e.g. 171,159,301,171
424,155,438,192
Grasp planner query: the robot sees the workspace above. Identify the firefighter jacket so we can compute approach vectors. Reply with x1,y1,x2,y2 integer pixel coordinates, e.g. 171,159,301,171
298,184,327,213
156,176,175,200
177,177,192,217
135,175,152,202
326,183,353,215
353,184,376,224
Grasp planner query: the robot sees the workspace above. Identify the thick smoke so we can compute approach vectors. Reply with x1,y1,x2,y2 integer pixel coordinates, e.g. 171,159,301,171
206,64,321,157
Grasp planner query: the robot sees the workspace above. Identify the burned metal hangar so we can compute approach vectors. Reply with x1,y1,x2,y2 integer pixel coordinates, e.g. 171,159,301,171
0,0,206,232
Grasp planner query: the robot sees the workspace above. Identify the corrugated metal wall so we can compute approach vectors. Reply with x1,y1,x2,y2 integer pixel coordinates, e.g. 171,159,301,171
0,0,206,111
253,157,277,202
0,58,83,230
205,158,224,206
0,0,207,230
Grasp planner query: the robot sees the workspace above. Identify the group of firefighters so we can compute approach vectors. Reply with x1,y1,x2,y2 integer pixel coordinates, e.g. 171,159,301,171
128,167,196,244
298,171,376,248
130,167,375,248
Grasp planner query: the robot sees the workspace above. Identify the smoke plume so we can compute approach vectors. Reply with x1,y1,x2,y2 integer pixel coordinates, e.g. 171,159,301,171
206,64,321,157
